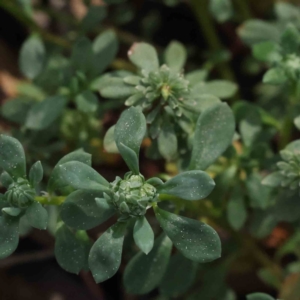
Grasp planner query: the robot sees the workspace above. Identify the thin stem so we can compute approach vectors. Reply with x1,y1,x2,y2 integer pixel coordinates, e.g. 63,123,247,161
35,196,65,206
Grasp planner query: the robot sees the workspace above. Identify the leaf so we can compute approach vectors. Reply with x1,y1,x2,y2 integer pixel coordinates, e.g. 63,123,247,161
263,67,287,85
115,107,146,171
0,215,19,259
100,78,136,99
238,20,281,46
190,103,235,170
191,80,237,99
252,41,279,62
25,96,67,130
157,170,215,201
246,293,274,300
226,186,247,230
154,207,221,263
71,37,94,75
0,134,26,179
157,120,177,161
164,41,187,72
81,6,107,33
103,126,119,153
1,98,33,124
93,30,119,74
55,225,91,274
123,233,172,294
294,115,300,130
29,161,43,187
2,207,22,217
25,201,48,230
186,69,208,86
209,0,233,23
118,143,139,174
262,172,284,187
47,149,91,193
0,172,13,188
128,42,159,72
280,24,300,54
58,161,109,191
61,190,115,230
89,222,127,283
19,35,45,79
75,90,98,113
133,216,154,255
159,253,198,297
275,2,300,21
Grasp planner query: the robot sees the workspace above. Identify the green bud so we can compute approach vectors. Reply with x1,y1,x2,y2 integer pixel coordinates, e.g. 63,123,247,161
5,178,35,209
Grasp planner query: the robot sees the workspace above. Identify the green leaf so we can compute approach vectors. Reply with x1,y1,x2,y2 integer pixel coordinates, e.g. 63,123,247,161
164,41,187,72
0,215,19,259
159,253,198,297
246,173,272,209
2,207,22,217
262,172,284,187
29,161,43,187
25,201,48,230
115,107,146,170
226,186,247,230
25,96,67,130
246,293,274,300
238,20,281,46
103,126,119,153
47,149,91,193
294,115,300,130
263,67,287,85
55,225,91,274
154,207,221,263
61,190,115,230
19,35,45,79
158,120,177,161
157,170,215,200
58,161,109,191
209,0,233,23
71,37,94,75
123,233,172,294
0,172,13,188
191,80,237,99
93,30,119,74
280,24,300,54
89,222,127,283
275,2,300,21
252,41,279,62
1,98,33,124
186,69,208,86
81,6,107,32
75,90,98,113
133,216,154,255
190,103,235,170
117,142,139,174
100,78,136,98
0,135,26,179
128,42,159,72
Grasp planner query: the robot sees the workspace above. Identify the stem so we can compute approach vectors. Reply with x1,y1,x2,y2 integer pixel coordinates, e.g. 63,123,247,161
35,196,65,206
189,0,237,83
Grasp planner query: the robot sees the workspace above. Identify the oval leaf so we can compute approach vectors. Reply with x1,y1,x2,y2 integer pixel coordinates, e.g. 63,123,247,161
157,170,215,200
164,41,187,72
190,103,235,170
123,233,172,295
154,207,221,263
26,201,48,230
29,161,43,187
89,222,127,283
133,216,154,255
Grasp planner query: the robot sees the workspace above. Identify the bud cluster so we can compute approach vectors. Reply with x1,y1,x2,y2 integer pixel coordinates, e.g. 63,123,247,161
5,178,35,209
277,150,300,190
106,172,158,221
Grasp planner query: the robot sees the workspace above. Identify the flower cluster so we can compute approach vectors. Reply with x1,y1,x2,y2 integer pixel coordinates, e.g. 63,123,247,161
106,172,158,221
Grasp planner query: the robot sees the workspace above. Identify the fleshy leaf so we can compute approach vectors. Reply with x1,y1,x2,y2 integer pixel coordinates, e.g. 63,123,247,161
89,222,127,283
0,215,19,259
246,293,275,300
154,207,221,263
118,143,139,174
0,172,13,189
58,161,109,191
29,161,43,187
133,216,154,255
263,67,287,85
75,90,98,113
128,42,159,72
190,103,235,170
123,233,172,295
103,126,119,153
61,190,115,230
157,170,215,201
262,172,284,187
0,135,26,179
25,201,48,230
55,225,91,274
164,41,187,72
